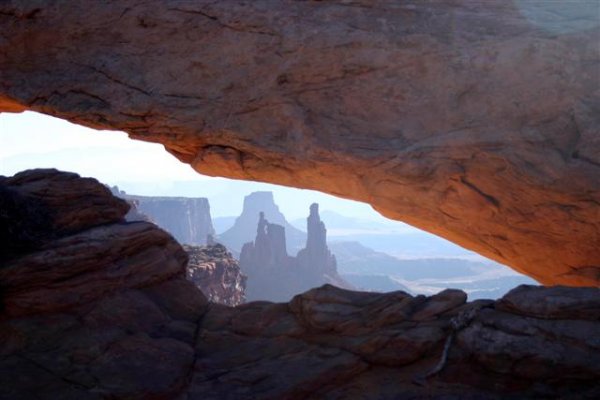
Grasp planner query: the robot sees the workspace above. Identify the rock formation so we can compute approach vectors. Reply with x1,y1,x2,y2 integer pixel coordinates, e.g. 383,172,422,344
0,169,202,399
109,186,152,222
239,212,299,301
112,187,216,246
297,203,338,281
185,243,247,307
1,169,599,399
1,1,598,286
219,191,306,254
240,206,352,302
108,188,244,305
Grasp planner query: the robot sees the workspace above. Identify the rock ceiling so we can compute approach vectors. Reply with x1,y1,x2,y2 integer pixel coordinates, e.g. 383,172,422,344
0,1,598,285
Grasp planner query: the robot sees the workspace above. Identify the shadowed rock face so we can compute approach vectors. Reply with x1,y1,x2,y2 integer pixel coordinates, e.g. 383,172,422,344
0,1,599,285
1,169,599,399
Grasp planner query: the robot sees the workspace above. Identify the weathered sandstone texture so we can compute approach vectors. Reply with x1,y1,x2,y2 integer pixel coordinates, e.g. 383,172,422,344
240,206,351,302
0,169,599,399
0,1,598,285
185,243,247,307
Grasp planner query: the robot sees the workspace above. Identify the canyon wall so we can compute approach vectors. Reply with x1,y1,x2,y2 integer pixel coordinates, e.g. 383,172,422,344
0,1,598,285
1,169,599,399
113,188,216,246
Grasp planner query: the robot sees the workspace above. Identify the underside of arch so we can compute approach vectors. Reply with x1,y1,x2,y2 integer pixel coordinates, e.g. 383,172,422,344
0,0,598,285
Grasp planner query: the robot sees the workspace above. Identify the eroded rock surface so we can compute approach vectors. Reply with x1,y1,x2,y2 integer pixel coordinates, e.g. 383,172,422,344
185,243,247,307
0,169,204,399
0,169,599,399
0,1,599,285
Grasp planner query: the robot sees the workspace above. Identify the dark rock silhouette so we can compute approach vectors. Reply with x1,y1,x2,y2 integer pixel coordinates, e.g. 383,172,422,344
1,169,599,399
219,191,306,254
240,205,352,302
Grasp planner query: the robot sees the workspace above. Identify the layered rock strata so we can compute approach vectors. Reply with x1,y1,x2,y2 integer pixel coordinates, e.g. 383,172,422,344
185,243,247,307
0,169,599,399
0,169,203,398
0,1,598,285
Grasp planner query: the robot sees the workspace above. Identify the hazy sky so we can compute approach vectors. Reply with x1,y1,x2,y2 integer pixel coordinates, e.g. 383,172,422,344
0,111,202,180
0,111,397,221
0,111,514,265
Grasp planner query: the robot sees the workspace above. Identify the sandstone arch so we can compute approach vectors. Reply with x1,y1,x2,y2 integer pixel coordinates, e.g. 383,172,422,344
1,0,598,285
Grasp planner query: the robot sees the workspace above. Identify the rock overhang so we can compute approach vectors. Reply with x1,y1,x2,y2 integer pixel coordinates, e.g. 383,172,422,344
0,0,598,286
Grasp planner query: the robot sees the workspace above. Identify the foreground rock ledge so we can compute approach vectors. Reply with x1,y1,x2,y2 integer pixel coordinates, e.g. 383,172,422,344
1,169,599,399
1,1,599,286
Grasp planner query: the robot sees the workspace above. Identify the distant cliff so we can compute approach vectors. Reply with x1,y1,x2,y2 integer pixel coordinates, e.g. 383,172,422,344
240,204,351,302
112,187,215,246
218,191,306,254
